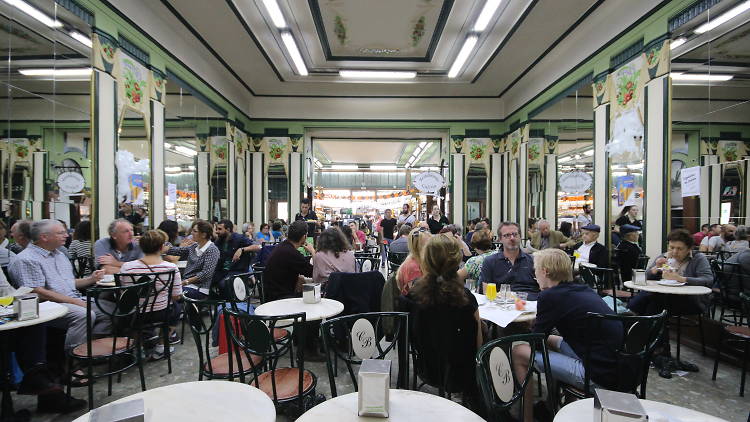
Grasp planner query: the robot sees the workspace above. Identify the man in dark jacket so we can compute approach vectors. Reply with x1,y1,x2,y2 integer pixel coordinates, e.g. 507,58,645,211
264,221,315,301
213,219,260,292
616,224,642,282
573,224,608,268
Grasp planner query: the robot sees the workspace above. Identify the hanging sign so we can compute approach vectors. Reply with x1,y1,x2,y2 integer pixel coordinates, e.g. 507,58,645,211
167,183,177,203
680,166,700,197
558,171,592,194
413,171,444,196
57,172,86,194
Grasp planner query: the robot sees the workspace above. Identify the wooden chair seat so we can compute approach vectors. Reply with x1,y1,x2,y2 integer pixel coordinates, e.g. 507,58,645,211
726,325,750,339
72,337,132,357
208,352,262,375
256,368,315,400
273,328,290,341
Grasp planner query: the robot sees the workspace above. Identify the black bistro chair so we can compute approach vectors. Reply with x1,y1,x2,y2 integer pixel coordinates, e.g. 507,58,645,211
387,252,408,277
319,312,409,397
355,253,380,273
223,308,318,416
580,266,630,313
66,280,157,409
71,256,95,278
712,292,750,396
476,333,557,422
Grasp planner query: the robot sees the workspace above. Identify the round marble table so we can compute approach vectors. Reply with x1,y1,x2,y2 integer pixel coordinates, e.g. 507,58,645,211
624,278,712,295
73,381,275,422
296,389,485,422
255,297,344,322
0,301,68,331
553,397,728,422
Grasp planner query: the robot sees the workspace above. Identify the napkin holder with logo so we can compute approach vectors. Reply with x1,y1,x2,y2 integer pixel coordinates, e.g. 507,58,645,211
302,283,321,304
593,389,647,422
358,359,391,417
13,294,39,321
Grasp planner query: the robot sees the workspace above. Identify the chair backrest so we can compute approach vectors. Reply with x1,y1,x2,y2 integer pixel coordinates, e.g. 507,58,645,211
580,266,620,312
72,257,95,278
476,333,556,420
320,312,409,397
114,270,177,314
254,245,276,267
224,271,264,307
713,261,750,306
581,310,667,398
740,292,750,323
326,271,386,315
636,255,650,270
355,253,380,273
183,296,229,379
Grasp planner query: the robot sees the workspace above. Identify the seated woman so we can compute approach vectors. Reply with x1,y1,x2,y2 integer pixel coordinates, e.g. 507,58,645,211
396,227,431,295
255,223,272,243
313,227,355,285
458,229,495,282
120,229,183,357
348,221,366,251
512,248,625,422
68,220,93,276
406,234,482,404
166,220,220,299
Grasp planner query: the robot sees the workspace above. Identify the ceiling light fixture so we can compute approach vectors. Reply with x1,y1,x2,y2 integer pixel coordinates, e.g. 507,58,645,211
694,0,750,34
559,156,572,163
339,70,416,79
262,0,286,28
281,31,308,76
174,145,197,157
448,35,478,78
19,68,92,76
2,0,62,27
670,37,687,49
418,141,428,149
331,164,358,170
670,72,733,81
165,166,182,173
69,31,92,48
584,150,594,156
371,165,398,170
164,142,173,149
473,0,502,31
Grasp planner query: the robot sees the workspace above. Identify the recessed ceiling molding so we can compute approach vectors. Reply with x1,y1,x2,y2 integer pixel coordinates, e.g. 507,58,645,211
339,70,417,79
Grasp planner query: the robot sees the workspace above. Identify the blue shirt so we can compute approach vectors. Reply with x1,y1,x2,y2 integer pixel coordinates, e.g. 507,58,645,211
256,232,271,242
479,250,539,299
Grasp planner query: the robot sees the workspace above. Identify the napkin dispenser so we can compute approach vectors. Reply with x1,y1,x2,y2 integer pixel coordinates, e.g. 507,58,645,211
594,389,648,422
89,398,145,422
358,359,391,417
13,294,39,321
302,283,321,304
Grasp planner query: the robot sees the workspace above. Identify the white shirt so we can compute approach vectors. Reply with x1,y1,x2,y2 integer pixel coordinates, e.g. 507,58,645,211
397,214,416,226
575,241,596,265
0,238,8,249
195,240,214,257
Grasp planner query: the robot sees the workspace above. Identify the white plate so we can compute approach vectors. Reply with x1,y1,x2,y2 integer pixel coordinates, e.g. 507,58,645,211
657,280,686,287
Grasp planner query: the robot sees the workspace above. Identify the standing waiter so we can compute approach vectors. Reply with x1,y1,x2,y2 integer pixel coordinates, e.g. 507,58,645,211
295,198,319,241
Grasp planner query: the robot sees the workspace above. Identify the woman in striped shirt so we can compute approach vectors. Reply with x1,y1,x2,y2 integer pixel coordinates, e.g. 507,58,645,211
68,221,94,277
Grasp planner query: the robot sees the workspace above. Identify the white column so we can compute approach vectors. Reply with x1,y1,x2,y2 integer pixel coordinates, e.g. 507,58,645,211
699,155,718,224
289,152,302,219
197,152,210,220
150,100,165,228
94,69,116,238
544,154,557,225
519,144,528,235
490,153,502,230
451,154,465,227
509,159,517,224
32,151,46,220
710,164,721,224
236,156,246,225
227,141,236,223
250,152,265,225
593,104,608,232
501,152,509,225
644,75,669,259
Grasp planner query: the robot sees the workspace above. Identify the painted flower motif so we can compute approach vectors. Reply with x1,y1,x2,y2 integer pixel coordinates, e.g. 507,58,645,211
412,16,425,47
102,44,115,60
595,82,604,93
453,138,463,152
724,145,738,162
470,144,485,160
269,144,284,160
334,15,346,45
123,67,146,106
15,145,28,159
646,47,660,67
215,145,227,160
528,144,541,161
615,68,640,107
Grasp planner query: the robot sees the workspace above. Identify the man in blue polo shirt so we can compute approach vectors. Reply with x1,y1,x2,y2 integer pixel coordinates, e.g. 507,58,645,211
94,219,143,274
479,221,540,300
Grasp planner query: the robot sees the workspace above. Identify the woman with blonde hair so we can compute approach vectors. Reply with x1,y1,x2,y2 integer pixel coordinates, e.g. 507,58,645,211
396,226,431,295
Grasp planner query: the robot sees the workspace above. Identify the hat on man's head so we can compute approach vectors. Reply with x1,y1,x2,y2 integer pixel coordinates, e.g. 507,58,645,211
581,224,600,233
620,224,641,235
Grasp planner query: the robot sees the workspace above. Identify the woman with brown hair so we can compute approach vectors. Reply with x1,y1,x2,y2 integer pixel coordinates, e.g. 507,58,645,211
166,220,219,299
313,227,355,285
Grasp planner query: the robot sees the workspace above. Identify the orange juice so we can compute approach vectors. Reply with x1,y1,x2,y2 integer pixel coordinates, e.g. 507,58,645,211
486,283,497,302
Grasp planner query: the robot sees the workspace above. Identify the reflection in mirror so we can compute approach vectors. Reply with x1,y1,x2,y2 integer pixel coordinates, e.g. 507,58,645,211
467,164,486,222
211,136,228,220
671,17,750,230
0,0,93,235
117,111,150,233
269,164,288,221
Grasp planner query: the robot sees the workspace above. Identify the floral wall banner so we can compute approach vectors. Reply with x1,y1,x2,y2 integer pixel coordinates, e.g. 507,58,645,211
116,53,151,138
464,138,491,174
508,129,523,160
644,39,670,80
592,74,611,108
92,32,117,74
605,55,648,164
149,69,166,104
718,140,745,163
263,137,290,175
527,138,544,166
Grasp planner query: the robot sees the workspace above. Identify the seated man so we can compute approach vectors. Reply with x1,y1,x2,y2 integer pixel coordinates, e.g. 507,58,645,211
699,224,733,253
8,219,31,254
479,222,540,300
388,225,412,254
263,220,315,302
529,219,576,251
213,219,261,292
513,248,628,422
8,220,111,352
94,219,143,274
615,224,642,282
573,224,608,268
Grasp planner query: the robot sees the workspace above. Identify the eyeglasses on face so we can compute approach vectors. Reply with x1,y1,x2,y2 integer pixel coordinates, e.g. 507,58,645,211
411,227,428,237
501,232,520,239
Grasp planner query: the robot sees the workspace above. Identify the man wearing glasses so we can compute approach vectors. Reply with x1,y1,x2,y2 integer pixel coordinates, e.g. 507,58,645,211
479,221,540,300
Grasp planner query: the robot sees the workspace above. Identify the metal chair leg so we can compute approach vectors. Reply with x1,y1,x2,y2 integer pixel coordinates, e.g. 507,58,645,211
741,341,748,397
676,316,682,361
712,330,722,381
699,315,706,356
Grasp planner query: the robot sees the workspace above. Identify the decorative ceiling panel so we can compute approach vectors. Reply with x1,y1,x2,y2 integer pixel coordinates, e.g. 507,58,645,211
310,0,452,61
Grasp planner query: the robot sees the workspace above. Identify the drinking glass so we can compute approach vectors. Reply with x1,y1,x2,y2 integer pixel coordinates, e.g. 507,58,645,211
486,283,497,303
499,284,509,305
514,292,528,311
0,287,14,309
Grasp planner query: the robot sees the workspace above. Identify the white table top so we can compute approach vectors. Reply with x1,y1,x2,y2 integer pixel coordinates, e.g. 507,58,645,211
624,276,712,295
73,381,275,422
0,301,68,332
474,293,536,327
255,297,344,321
553,397,728,422
296,389,485,422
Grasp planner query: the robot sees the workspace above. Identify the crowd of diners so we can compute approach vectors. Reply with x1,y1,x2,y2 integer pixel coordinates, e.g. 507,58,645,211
0,198,738,420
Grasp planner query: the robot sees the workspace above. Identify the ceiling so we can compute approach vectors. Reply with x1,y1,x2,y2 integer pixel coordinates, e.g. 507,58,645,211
314,139,440,167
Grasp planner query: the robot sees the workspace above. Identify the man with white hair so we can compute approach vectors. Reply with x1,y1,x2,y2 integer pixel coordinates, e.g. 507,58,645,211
9,219,112,351
94,218,143,274
529,219,575,251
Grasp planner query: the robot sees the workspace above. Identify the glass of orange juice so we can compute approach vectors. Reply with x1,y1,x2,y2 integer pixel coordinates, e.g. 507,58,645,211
486,283,497,303
0,287,14,308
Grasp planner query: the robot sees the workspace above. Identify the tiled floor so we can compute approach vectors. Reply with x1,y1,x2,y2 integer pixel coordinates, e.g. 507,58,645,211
11,326,749,422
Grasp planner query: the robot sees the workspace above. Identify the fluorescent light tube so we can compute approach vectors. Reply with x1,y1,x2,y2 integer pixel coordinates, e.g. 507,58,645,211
174,145,197,157
19,68,92,76
262,0,286,28
418,141,428,149
371,165,398,170
339,70,416,79
281,31,308,76
187,165,196,171
331,165,358,170
694,0,750,34
69,31,92,48
559,156,572,163
165,142,173,149
448,35,478,78
670,37,687,49
584,150,594,156
165,166,181,172
474,0,502,31
2,0,62,27
670,72,733,81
